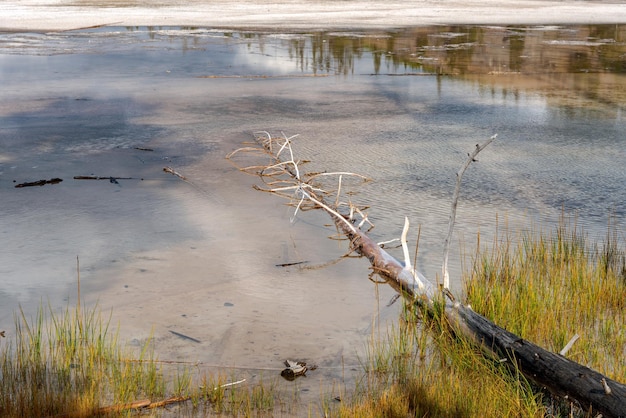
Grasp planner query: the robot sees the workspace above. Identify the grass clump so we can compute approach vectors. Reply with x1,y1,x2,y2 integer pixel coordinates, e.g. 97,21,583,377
338,304,546,417
0,303,165,417
339,219,625,417
0,301,297,417
196,373,278,416
465,220,626,382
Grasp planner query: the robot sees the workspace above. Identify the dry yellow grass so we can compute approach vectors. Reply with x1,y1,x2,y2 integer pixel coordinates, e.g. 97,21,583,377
338,219,624,417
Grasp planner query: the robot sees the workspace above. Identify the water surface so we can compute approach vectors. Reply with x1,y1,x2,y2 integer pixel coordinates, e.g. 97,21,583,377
1,24,625,409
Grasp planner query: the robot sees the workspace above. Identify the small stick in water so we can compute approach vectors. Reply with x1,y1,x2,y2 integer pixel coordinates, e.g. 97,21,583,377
169,330,201,343
275,261,309,267
163,166,187,180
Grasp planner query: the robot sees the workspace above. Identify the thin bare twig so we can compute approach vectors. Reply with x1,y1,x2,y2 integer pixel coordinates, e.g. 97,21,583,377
441,134,497,290
229,132,369,235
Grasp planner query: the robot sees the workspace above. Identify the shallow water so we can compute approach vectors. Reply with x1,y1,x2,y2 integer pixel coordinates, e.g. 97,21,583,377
1,24,625,410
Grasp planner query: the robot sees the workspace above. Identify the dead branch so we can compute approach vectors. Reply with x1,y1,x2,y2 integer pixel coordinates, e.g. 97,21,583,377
169,330,201,343
163,166,187,180
441,134,497,290
54,379,248,417
228,132,435,300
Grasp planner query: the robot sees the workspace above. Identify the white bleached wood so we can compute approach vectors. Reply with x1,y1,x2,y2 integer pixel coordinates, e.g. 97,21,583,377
442,134,497,290
559,333,580,356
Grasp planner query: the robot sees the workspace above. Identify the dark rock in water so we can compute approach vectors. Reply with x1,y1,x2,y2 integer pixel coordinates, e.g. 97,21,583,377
280,368,298,381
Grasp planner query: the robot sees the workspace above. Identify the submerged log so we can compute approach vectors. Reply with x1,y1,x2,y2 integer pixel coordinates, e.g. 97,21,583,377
230,132,626,417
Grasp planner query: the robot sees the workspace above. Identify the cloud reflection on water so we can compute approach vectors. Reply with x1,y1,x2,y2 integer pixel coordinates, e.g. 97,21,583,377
0,27,624,381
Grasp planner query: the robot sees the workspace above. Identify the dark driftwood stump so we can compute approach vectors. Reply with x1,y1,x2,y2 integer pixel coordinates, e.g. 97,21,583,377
452,306,626,418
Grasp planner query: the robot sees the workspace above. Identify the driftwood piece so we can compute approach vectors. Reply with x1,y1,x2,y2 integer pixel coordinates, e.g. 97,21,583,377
53,380,247,417
73,175,134,180
230,132,626,417
163,166,187,180
275,261,309,267
15,178,62,188
97,399,152,414
169,330,201,343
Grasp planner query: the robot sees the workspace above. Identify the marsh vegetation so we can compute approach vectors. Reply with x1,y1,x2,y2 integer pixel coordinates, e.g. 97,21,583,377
339,219,626,417
0,301,283,416
1,220,623,417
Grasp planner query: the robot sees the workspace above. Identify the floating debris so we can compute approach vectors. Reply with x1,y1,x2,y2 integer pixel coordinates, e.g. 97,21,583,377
280,360,317,381
163,166,187,180
15,178,63,188
169,330,201,344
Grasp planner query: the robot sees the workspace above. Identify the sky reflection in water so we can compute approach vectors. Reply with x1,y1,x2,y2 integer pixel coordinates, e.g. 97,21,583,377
1,24,625,311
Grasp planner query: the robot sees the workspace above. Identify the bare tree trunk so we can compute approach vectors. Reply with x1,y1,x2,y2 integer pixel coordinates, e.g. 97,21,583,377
450,305,626,417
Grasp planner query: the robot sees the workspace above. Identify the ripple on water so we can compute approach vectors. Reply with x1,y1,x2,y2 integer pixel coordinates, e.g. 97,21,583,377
1,27,625,390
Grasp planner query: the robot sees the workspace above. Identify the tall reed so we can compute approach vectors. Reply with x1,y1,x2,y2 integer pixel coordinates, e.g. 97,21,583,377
339,219,625,417
338,302,546,417
465,219,626,381
0,302,164,417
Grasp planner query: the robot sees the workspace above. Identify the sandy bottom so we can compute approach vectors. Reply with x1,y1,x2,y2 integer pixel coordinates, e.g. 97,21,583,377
75,135,401,411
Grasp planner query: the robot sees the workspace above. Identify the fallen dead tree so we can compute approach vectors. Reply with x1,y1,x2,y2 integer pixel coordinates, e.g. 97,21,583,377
228,132,626,417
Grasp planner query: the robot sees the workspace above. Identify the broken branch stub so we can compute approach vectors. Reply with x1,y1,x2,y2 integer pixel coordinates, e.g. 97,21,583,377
441,134,497,290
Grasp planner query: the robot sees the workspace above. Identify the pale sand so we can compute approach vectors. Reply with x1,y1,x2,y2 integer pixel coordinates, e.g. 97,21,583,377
1,0,625,32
